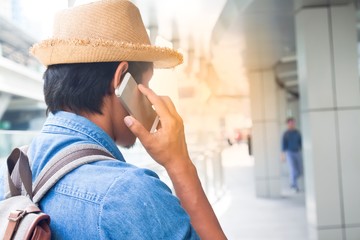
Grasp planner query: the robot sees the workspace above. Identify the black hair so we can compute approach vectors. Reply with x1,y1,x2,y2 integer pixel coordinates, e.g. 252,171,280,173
43,61,153,115
286,117,295,123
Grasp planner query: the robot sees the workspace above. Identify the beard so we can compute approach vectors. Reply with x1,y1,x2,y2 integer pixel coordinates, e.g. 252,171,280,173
117,135,137,149
124,142,136,149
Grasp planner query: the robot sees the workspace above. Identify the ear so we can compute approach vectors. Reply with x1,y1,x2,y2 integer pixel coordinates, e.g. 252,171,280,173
113,62,129,90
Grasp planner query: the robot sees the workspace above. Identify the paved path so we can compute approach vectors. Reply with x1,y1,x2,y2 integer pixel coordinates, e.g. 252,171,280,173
214,145,309,240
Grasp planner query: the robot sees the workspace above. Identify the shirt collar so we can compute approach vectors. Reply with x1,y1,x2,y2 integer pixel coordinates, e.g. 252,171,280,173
42,111,125,161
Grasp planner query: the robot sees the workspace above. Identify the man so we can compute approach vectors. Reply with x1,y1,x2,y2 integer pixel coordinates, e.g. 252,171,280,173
281,117,302,193
0,0,226,239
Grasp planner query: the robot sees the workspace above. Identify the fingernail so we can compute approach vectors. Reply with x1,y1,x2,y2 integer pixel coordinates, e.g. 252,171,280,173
124,116,133,127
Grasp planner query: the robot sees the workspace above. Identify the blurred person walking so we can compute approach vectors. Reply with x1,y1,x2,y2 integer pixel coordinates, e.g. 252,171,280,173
281,117,302,193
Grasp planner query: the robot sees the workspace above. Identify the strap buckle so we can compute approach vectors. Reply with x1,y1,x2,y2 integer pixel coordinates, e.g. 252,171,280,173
8,209,27,222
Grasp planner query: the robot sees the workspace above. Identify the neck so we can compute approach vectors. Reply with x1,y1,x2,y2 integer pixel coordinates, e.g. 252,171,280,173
81,110,114,140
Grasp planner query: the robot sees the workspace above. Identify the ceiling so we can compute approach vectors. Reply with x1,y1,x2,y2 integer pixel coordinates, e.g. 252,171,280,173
132,0,297,103
0,15,39,66
135,0,357,101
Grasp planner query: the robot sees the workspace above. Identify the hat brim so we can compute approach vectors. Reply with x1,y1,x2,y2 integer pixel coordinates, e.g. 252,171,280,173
30,38,183,69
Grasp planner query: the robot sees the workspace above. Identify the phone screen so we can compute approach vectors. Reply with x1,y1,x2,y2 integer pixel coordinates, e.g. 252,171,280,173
116,73,159,133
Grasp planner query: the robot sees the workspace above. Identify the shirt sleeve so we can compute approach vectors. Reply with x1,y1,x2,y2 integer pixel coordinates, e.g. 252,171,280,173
99,167,200,240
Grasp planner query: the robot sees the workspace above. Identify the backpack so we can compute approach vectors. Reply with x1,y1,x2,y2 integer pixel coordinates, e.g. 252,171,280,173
0,144,115,240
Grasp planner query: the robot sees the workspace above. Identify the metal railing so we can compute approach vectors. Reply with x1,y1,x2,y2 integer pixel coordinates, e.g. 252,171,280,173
189,146,226,204
121,139,227,204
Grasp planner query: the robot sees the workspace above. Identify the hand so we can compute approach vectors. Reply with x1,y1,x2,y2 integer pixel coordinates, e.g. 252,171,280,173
124,84,191,171
281,153,286,162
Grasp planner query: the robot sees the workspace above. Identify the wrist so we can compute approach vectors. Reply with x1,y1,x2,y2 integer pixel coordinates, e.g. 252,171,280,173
165,156,195,177
165,158,201,200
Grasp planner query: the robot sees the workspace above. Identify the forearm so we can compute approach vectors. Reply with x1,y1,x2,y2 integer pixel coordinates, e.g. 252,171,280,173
166,159,227,240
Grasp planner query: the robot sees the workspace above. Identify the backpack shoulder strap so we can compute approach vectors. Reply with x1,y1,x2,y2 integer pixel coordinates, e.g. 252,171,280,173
6,146,33,199
32,143,116,204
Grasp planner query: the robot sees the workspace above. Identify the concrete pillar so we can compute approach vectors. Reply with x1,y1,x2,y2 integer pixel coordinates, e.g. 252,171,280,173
249,70,282,198
277,87,287,134
296,3,360,240
287,99,300,126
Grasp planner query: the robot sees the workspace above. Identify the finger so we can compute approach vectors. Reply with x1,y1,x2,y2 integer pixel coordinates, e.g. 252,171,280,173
124,116,152,145
159,96,184,126
160,96,178,116
138,84,171,117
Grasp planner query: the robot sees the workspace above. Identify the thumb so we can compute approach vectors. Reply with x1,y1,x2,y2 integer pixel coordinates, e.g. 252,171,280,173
124,116,151,143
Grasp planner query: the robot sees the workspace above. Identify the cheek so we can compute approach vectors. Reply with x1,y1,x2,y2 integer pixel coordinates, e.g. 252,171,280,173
112,111,137,147
111,101,131,141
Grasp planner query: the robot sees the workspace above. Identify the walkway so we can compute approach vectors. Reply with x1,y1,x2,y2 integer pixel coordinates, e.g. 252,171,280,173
214,144,309,240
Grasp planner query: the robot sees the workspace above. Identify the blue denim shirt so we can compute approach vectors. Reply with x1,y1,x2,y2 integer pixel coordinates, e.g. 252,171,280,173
0,111,199,239
282,129,302,152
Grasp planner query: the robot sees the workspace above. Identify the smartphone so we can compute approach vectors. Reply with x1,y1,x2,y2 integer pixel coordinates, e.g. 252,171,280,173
116,72,159,133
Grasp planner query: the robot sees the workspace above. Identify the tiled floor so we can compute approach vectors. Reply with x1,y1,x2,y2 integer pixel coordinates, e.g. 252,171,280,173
214,145,309,240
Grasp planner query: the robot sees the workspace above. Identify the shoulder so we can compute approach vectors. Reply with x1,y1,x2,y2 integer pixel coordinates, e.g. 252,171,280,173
56,160,164,199
97,164,197,239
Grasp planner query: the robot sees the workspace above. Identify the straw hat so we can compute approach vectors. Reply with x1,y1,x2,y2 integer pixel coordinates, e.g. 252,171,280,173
30,0,183,68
